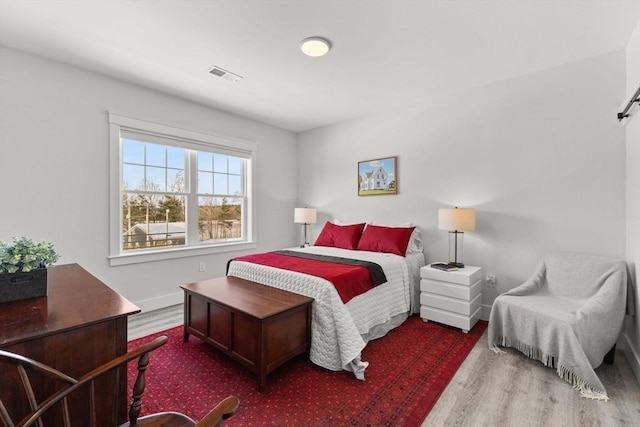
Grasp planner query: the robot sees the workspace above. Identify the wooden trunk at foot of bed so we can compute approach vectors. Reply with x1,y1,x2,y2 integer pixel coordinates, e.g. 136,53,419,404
181,276,313,392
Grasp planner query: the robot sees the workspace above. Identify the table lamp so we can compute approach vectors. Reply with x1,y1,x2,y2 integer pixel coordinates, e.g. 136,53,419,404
438,207,475,268
294,208,317,247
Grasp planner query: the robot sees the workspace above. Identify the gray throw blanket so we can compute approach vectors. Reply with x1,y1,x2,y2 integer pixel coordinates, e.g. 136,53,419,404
488,252,627,401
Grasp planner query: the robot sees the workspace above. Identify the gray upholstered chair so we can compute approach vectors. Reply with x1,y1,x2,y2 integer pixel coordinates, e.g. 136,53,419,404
488,252,627,401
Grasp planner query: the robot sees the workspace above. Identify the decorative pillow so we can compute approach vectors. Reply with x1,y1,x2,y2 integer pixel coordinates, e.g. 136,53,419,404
370,222,423,254
314,221,366,250
356,224,416,256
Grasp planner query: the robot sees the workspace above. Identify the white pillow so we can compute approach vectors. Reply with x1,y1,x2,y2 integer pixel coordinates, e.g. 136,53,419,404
333,218,362,226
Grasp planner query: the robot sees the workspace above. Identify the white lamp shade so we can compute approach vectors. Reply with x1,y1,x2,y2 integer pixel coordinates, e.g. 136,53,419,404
294,208,317,224
438,208,475,231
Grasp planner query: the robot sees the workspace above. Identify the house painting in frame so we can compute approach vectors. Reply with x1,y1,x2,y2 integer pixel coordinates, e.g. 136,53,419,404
358,156,397,196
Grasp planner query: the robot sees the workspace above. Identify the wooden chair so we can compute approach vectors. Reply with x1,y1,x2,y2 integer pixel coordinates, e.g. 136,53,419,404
0,336,239,427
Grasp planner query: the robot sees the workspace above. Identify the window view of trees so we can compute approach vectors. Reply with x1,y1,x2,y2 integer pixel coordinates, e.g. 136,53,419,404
121,139,244,251
122,193,187,250
198,196,242,243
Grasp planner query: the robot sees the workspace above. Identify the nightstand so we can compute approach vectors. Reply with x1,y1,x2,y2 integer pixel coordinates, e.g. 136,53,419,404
420,265,483,333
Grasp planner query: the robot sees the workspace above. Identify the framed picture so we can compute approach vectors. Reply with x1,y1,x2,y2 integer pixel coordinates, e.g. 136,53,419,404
358,156,397,196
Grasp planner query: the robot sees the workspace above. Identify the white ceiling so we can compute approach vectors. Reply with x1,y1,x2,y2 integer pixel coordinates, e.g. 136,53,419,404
1,1,638,133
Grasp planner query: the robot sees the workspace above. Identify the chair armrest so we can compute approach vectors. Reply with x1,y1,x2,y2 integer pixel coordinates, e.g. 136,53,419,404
572,269,627,362
576,269,627,323
194,396,240,427
76,336,168,383
503,261,546,297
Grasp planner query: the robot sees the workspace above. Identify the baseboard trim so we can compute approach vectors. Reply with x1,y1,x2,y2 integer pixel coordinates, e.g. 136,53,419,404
133,291,183,313
481,303,491,321
619,332,640,386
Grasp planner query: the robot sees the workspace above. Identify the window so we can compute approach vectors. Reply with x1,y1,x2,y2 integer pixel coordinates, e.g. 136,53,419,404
109,113,256,265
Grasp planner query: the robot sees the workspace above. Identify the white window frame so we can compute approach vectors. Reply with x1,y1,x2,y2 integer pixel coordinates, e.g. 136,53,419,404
108,112,257,266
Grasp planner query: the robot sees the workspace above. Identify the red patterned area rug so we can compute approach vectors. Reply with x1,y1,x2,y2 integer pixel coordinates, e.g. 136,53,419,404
128,316,487,427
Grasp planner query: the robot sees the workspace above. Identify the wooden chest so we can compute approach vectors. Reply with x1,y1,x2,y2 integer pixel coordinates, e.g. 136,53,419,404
181,275,313,392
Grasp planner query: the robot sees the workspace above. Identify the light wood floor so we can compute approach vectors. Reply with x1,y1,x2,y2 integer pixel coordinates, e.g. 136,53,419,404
129,308,640,426
128,304,183,340
423,330,640,427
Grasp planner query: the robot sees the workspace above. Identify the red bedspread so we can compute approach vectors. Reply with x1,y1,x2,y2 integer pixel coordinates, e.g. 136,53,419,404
232,252,376,303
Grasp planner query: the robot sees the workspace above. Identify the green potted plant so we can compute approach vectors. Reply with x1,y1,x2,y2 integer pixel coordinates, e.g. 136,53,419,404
0,236,60,303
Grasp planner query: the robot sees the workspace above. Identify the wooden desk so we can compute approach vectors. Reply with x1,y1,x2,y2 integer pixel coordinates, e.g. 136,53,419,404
0,263,140,426
181,276,313,392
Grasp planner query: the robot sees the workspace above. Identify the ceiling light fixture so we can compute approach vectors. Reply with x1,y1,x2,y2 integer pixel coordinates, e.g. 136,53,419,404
300,37,331,57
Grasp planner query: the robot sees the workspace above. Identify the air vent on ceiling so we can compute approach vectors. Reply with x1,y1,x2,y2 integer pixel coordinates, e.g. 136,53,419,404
208,66,243,82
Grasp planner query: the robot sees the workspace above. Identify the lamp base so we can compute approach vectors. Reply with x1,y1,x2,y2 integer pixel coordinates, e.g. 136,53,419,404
447,262,465,268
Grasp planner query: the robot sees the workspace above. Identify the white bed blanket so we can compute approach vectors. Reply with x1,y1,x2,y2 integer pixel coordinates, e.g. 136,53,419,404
227,246,414,378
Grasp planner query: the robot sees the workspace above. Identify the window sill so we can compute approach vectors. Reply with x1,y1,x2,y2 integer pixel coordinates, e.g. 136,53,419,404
108,241,258,266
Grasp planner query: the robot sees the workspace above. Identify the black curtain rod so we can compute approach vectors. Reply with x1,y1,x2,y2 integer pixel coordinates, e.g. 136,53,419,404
618,86,640,121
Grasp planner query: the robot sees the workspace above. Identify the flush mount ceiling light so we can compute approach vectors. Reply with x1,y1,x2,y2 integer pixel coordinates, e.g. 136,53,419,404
300,37,331,57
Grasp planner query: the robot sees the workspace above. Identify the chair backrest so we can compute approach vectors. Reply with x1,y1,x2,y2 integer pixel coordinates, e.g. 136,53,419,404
542,252,626,298
1,336,171,427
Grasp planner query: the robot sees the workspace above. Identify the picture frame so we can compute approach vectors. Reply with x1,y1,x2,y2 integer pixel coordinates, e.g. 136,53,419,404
358,156,397,196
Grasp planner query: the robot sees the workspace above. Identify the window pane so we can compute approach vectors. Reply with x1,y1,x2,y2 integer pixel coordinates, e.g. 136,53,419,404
167,146,185,169
198,196,242,243
123,164,145,190
146,143,166,167
122,139,144,164
167,169,185,192
229,175,242,195
198,151,213,172
213,173,228,194
122,194,186,251
228,157,242,175
145,166,166,191
198,171,213,194
213,154,228,173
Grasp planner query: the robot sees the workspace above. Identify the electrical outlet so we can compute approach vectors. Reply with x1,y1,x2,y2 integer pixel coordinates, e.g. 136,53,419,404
486,275,497,284
199,262,206,272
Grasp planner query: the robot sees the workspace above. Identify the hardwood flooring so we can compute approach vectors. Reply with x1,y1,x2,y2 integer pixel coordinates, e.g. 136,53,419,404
128,308,640,426
128,303,183,340
423,330,640,427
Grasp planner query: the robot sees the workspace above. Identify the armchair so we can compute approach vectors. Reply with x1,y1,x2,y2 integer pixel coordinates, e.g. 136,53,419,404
488,252,627,401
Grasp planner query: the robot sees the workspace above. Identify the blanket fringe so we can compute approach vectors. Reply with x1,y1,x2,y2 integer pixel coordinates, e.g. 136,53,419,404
490,336,609,401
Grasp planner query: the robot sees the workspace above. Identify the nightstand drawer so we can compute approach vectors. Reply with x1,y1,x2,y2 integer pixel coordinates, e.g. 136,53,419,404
420,292,481,316
420,278,481,300
420,266,483,285
420,305,481,332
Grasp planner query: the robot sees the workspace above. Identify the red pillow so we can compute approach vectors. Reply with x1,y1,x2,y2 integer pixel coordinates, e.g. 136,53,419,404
314,222,366,250
356,224,415,256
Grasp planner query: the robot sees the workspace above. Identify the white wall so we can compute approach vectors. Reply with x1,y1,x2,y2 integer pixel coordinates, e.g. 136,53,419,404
623,18,640,382
0,46,298,311
297,50,627,318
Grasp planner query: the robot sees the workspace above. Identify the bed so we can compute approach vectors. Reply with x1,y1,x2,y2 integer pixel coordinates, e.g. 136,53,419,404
226,221,425,379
